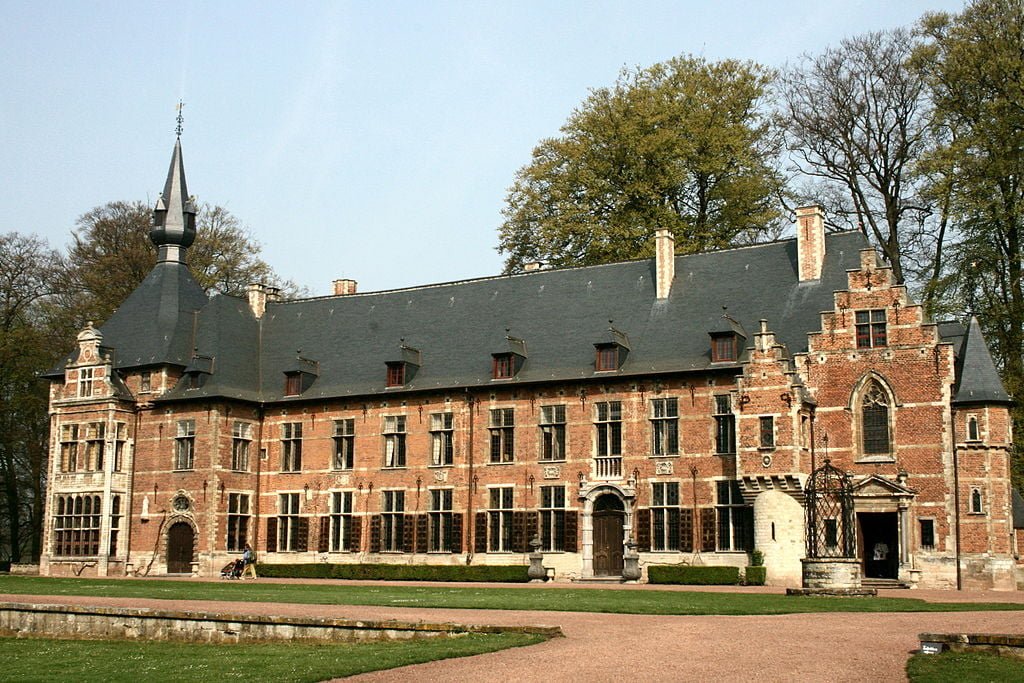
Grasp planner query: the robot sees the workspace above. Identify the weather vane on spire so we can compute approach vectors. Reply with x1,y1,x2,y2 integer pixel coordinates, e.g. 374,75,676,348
175,101,185,138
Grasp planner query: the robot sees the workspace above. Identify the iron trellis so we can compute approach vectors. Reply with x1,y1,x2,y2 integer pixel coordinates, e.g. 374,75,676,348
805,459,856,558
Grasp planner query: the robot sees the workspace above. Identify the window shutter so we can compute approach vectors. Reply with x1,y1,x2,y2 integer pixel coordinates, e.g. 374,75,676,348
700,508,716,552
370,515,382,553
564,510,578,553
266,518,278,553
318,516,330,553
451,513,464,553
474,512,487,553
415,514,428,554
525,511,538,550
679,509,694,552
635,508,651,551
512,511,527,553
297,517,310,552
346,517,362,552
402,514,414,553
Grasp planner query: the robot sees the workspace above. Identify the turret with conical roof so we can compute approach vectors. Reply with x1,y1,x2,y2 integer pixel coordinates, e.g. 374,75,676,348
150,137,197,263
953,316,1012,405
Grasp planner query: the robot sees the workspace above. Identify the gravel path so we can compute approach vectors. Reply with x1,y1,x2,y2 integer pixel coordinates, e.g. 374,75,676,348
3,585,1023,682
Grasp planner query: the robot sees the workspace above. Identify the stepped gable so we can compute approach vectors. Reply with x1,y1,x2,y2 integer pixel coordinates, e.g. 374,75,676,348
167,231,867,402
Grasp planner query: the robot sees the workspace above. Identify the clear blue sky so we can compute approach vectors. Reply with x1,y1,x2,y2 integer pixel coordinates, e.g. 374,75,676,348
2,1,965,294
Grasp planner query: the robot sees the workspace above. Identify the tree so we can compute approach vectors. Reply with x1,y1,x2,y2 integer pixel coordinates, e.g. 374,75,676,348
0,233,65,564
67,201,303,327
915,0,1024,488
779,29,933,289
498,55,784,273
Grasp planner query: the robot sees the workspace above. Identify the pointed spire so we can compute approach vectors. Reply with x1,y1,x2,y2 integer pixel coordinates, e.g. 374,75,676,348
150,132,197,263
952,316,1011,405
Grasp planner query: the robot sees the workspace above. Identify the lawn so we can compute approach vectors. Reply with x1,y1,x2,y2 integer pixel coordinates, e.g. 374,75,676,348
2,575,1022,616
906,650,1024,681
0,632,545,682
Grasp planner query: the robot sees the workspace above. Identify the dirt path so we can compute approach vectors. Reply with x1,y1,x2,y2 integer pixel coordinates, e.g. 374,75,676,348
3,588,1023,682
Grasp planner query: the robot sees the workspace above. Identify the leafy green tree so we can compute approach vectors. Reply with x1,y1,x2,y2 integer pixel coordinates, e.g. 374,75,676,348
498,55,784,273
0,233,65,563
67,201,304,327
915,0,1024,488
779,29,933,289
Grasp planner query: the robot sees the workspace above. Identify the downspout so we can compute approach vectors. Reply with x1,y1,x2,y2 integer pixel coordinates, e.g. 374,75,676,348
465,389,475,564
951,410,962,591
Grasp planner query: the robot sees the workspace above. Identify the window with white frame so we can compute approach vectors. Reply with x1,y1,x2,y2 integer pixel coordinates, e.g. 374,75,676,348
716,480,753,551
381,490,405,551
112,423,127,472
651,482,681,551
227,493,250,551
489,408,514,463
108,495,121,556
60,424,79,472
231,422,252,471
651,398,679,456
488,487,514,552
281,422,302,472
539,405,566,462
85,422,105,471
539,485,566,551
333,419,355,470
595,401,622,456
429,489,454,552
713,395,735,454
383,415,407,467
77,367,94,398
330,491,354,552
174,419,195,470
277,493,301,551
52,494,102,556
430,412,454,466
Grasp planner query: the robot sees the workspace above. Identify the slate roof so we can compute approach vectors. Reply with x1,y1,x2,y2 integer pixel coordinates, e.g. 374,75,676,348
159,230,870,403
952,316,1012,405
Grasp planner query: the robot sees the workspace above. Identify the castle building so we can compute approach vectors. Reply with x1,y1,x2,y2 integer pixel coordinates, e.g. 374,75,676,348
39,138,1022,589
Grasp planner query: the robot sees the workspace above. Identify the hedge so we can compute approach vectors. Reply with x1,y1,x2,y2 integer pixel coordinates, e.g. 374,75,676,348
257,563,530,582
743,566,766,585
647,565,740,585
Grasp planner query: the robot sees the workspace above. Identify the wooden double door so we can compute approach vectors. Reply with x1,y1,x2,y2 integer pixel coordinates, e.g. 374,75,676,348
592,495,624,577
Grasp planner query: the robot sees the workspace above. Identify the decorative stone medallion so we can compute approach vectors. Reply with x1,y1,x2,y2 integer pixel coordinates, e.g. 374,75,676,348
655,461,674,475
433,470,448,483
543,466,561,480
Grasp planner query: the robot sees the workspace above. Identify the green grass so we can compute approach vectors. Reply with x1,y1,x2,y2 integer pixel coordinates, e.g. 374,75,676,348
2,575,1022,616
907,650,1024,682
0,633,544,682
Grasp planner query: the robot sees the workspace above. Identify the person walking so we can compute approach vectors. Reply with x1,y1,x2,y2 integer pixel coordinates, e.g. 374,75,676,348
241,542,257,579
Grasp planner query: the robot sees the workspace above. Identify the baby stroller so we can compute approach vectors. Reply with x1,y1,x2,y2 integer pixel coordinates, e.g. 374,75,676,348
220,558,244,579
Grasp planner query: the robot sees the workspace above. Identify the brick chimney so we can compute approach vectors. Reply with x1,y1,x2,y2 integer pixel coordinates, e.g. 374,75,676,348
655,229,675,299
332,279,358,296
247,282,281,318
795,205,826,282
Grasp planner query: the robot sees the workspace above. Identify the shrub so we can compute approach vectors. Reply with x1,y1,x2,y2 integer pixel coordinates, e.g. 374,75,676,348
647,565,740,585
744,566,767,585
257,563,530,583
750,550,764,566
0,561,10,573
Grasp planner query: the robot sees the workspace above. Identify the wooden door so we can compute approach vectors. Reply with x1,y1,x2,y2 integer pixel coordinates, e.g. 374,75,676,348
167,522,194,574
593,511,624,576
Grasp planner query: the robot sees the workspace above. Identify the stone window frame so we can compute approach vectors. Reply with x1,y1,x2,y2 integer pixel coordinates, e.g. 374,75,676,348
174,419,196,471
231,421,253,472
969,486,985,515
918,517,936,551
966,413,981,442
382,414,407,468
539,404,567,462
227,492,251,552
850,373,898,464
650,481,681,551
429,412,454,466
538,485,567,552
380,489,405,552
487,485,514,552
428,488,454,553
77,367,95,398
332,418,355,470
329,490,355,552
277,492,302,552
488,407,515,464
280,421,303,472
650,397,680,456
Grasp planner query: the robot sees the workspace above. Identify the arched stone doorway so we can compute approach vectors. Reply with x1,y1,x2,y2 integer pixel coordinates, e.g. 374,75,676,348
592,494,625,576
166,521,195,574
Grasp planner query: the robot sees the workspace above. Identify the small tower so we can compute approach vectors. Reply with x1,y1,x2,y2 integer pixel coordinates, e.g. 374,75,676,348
150,112,197,264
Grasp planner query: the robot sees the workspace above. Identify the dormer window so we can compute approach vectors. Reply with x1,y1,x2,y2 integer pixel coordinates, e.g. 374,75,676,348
183,354,214,391
386,362,406,387
77,367,95,397
492,353,515,379
282,355,319,396
710,333,738,363
491,334,526,380
595,344,619,372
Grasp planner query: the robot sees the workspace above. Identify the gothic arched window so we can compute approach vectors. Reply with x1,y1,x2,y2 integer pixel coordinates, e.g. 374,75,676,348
861,382,891,455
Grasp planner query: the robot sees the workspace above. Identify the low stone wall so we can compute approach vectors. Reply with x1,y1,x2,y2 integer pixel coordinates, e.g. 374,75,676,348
800,558,862,589
0,602,561,644
919,632,1024,660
